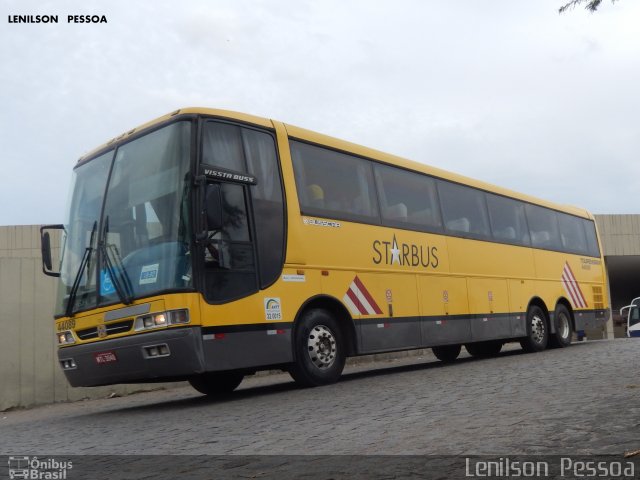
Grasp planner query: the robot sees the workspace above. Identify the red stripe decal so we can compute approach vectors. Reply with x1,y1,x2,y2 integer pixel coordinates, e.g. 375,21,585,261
346,288,365,314
565,263,587,308
353,276,383,314
562,273,580,307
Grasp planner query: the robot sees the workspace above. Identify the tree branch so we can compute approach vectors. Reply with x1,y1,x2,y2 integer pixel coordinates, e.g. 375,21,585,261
559,0,616,13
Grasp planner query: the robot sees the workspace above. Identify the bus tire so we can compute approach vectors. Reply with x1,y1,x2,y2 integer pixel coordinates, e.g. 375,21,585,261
289,309,346,387
189,371,244,395
432,344,461,363
465,341,502,358
549,304,572,348
520,305,549,352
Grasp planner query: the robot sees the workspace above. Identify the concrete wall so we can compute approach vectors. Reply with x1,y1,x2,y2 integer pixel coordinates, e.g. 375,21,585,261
593,215,640,337
594,214,640,256
0,226,180,411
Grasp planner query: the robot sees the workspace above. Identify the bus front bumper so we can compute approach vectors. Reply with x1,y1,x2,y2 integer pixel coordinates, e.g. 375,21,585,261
57,327,205,387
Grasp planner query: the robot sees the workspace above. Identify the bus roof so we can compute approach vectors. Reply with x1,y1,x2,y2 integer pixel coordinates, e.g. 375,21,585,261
78,107,593,220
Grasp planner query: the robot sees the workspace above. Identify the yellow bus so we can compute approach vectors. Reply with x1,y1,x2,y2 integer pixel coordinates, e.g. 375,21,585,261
41,107,609,394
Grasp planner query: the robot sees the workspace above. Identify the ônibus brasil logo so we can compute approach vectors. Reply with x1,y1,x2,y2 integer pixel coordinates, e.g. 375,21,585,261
372,234,439,269
8,456,72,479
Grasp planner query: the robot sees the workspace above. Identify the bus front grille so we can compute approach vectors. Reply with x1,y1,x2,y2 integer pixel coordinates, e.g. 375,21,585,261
76,319,134,340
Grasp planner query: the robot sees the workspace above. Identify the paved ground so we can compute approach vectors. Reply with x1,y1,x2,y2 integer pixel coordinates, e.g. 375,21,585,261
1,339,637,457
0,340,638,479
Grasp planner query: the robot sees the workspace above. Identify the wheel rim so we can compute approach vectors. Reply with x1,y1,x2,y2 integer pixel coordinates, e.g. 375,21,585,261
557,312,570,339
307,325,337,370
531,314,546,344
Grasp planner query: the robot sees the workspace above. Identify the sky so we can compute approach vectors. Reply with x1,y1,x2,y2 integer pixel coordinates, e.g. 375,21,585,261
1,0,639,225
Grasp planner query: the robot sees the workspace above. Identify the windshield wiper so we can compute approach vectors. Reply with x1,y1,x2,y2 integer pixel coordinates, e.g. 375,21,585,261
100,216,133,305
65,220,97,317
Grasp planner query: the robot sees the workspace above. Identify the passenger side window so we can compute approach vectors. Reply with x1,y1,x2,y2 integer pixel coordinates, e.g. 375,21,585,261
558,213,588,255
438,181,491,239
374,164,442,231
583,220,601,258
486,194,530,246
525,204,562,250
291,141,378,222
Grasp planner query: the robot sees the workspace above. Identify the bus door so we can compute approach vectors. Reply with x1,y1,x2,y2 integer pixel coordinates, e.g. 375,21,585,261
197,120,285,306
200,180,259,303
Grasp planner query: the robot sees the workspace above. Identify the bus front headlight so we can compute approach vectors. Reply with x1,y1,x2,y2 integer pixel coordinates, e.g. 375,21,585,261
168,309,189,325
134,309,189,331
57,330,76,345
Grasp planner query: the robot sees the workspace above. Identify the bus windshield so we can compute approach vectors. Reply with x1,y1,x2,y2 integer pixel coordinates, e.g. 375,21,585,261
55,121,192,316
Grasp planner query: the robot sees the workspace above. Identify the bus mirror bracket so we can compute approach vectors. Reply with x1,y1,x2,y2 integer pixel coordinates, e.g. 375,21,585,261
40,224,64,277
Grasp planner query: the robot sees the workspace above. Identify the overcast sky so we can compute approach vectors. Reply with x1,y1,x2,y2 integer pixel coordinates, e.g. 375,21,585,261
2,0,639,225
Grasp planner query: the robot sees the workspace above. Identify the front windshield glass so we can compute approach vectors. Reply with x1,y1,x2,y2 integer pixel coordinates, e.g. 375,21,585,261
629,306,640,327
98,121,192,307
55,151,113,316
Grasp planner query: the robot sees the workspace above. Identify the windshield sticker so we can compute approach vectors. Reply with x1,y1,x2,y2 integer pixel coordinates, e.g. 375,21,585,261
139,263,159,285
264,297,282,321
100,270,116,296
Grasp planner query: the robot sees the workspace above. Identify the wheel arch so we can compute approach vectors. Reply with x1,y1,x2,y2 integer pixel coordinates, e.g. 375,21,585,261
293,295,358,357
527,296,550,324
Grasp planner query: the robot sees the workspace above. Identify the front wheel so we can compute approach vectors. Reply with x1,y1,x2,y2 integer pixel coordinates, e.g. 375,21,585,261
465,341,502,358
289,309,346,387
549,304,573,348
520,305,549,353
189,371,244,396
432,344,462,363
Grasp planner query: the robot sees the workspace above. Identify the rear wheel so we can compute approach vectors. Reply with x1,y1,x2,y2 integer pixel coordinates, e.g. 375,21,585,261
549,304,572,348
289,309,346,387
189,371,244,395
465,341,502,358
432,344,462,363
520,305,549,352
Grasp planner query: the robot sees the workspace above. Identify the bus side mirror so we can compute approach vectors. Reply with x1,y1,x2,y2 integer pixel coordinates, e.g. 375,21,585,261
204,184,223,231
40,225,64,277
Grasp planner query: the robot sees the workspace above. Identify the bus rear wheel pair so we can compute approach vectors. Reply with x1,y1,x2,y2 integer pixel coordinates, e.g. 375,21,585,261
520,304,573,352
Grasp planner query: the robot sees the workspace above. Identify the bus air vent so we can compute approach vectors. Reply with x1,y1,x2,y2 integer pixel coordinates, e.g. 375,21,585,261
592,286,604,310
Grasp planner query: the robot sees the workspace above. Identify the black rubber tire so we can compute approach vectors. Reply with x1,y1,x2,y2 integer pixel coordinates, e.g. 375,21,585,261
432,344,462,363
520,305,549,353
549,304,573,348
289,309,346,387
465,341,502,358
189,371,244,395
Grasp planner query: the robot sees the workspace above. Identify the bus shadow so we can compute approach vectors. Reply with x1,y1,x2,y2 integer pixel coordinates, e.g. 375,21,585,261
89,347,535,415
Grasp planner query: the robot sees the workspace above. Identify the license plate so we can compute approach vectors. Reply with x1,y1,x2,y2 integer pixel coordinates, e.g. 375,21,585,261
94,351,117,364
